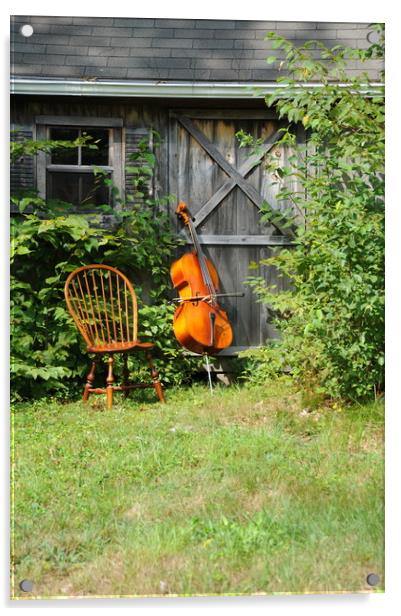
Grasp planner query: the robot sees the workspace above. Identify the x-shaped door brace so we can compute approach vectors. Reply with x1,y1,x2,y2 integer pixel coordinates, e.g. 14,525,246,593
176,115,295,239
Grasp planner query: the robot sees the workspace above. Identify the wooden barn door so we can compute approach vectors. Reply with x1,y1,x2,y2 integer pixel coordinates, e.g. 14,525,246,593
168,109,302,352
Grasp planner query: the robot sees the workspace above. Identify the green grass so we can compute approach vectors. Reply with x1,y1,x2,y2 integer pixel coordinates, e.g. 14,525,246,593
11,379,384,598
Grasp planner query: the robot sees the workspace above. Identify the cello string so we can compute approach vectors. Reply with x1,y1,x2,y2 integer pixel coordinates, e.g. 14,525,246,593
187,219,209,285
187,217,216,300
186,214,217,349
182,205,216,300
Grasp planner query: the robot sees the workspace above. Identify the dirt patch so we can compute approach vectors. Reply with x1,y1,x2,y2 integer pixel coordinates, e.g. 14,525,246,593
122,503,143,520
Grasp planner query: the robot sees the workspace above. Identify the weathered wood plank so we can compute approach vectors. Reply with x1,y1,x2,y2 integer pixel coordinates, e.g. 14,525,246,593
35,115,123,127
170,109,277,120
208,119,237,235
183,234,293,245
168,110,179,225
236,119,274,237
112,127,123,203
192,124,283,229
46,164,114,173
177,114,293,237
124,127,151,202
10,127,35,197
188,118,225,220
178,115,262,203
176,124,190,226
237,244,261,345
194,177,237,227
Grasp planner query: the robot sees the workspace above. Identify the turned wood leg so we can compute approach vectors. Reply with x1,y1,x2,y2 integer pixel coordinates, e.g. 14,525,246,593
106,355,114,410
122,353,130,397
83,359,97,402
146,351,165,403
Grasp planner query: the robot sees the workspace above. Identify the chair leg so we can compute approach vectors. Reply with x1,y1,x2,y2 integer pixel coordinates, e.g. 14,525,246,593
106,355,114,410
122,353,130,397
83,359,97,402
146,351,165,403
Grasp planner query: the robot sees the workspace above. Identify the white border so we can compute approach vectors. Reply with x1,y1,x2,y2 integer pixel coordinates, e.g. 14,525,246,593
3,1,401,614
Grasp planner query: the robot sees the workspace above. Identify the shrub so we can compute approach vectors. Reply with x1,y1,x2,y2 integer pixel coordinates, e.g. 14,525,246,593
10,133,198,400
238,25,384,400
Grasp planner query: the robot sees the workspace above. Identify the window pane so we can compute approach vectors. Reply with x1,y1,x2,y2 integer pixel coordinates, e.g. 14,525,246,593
81,129,109,165
50,128,79,164
47,171,79,205
47,171,110,207
80,173,110,206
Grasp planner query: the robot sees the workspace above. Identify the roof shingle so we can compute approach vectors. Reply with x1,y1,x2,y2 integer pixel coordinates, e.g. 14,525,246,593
10,15,383,82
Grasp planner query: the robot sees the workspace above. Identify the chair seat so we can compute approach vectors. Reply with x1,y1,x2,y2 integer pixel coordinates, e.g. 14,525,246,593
87,340,154,353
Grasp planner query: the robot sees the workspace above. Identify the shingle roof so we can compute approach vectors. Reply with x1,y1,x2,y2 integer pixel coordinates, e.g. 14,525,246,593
10,15,383,82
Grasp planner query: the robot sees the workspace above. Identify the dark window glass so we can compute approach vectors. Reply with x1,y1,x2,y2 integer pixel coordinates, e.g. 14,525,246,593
81,129,109,165
47,126,111,208
47,171,110,207
79,173,110,206
49,127,109,166
50,128,79,164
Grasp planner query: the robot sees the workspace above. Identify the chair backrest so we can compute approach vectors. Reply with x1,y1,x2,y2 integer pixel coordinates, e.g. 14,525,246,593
64,264,138,349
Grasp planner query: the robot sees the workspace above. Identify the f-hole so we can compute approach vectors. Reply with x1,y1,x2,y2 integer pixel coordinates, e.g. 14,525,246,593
209,311,216,347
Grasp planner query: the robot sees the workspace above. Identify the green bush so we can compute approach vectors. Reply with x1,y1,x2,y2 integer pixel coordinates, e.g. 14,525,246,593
238,25,384,401
10,133,198,400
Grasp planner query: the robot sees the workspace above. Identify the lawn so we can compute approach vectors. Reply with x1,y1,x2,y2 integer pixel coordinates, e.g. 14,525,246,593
11,378,384,599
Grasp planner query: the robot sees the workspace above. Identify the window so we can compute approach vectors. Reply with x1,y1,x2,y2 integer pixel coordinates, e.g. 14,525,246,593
47,127,111,207
35,117,123,210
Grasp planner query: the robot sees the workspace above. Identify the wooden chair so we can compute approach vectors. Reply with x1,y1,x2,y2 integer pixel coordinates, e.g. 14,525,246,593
64,264,165,409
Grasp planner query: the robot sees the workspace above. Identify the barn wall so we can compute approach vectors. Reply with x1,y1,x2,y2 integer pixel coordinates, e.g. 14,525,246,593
11,95,176,205
168,109,300,348
11,96,266,205
11,95,296,350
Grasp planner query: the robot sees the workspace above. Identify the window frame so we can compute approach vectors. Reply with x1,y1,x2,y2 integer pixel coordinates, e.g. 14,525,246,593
35,116,124,210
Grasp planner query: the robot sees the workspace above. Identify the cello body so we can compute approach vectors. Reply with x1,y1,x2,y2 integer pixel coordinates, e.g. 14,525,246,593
170,202,233,355
170,252,233,354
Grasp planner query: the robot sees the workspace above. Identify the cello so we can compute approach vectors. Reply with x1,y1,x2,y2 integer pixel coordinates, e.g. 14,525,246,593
170,201,242,355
